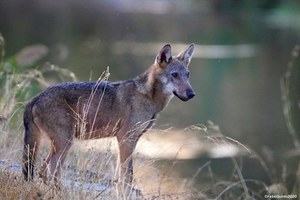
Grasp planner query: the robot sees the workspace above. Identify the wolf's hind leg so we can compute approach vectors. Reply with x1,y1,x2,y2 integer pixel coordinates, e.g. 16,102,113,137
47,136,73,189
39,144,54,184
22,115,41,182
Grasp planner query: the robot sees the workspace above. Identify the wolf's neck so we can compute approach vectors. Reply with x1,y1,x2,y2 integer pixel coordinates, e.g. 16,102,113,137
134,66,173,112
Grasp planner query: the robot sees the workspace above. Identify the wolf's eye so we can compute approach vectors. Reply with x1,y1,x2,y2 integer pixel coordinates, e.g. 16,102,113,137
171,72,178,78
186,72,190,78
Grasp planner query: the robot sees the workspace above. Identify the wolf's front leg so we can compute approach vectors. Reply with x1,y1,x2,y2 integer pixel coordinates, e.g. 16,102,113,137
116,134,142,198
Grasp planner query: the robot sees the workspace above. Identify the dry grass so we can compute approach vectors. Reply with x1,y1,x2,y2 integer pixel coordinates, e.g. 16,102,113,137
0,122,258,200
0,130,199,199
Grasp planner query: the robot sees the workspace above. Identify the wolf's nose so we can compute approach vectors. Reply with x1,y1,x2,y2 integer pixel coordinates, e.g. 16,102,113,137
186,90,195,99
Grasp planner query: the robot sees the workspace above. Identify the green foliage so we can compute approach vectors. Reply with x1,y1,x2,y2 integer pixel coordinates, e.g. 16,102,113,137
0,35,76,128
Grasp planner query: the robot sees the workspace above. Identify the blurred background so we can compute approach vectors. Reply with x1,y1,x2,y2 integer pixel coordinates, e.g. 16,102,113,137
1,0,300,198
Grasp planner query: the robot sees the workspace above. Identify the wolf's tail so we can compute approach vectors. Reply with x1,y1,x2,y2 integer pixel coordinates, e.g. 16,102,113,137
22,100,40,181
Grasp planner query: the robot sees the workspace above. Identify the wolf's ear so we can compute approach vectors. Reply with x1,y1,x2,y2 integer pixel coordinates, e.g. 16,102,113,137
156,44,172,68
177,43,195,66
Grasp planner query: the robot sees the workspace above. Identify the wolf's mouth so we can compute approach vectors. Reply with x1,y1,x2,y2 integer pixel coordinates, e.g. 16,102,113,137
173,91,189,102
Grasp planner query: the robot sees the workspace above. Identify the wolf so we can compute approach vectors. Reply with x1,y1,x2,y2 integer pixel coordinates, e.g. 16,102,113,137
22,43,195,195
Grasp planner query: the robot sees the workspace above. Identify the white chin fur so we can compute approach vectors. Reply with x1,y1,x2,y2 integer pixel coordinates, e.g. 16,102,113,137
163,82,176,95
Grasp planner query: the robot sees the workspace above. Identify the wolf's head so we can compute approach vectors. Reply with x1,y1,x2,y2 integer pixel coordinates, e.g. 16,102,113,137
154,43,195,102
